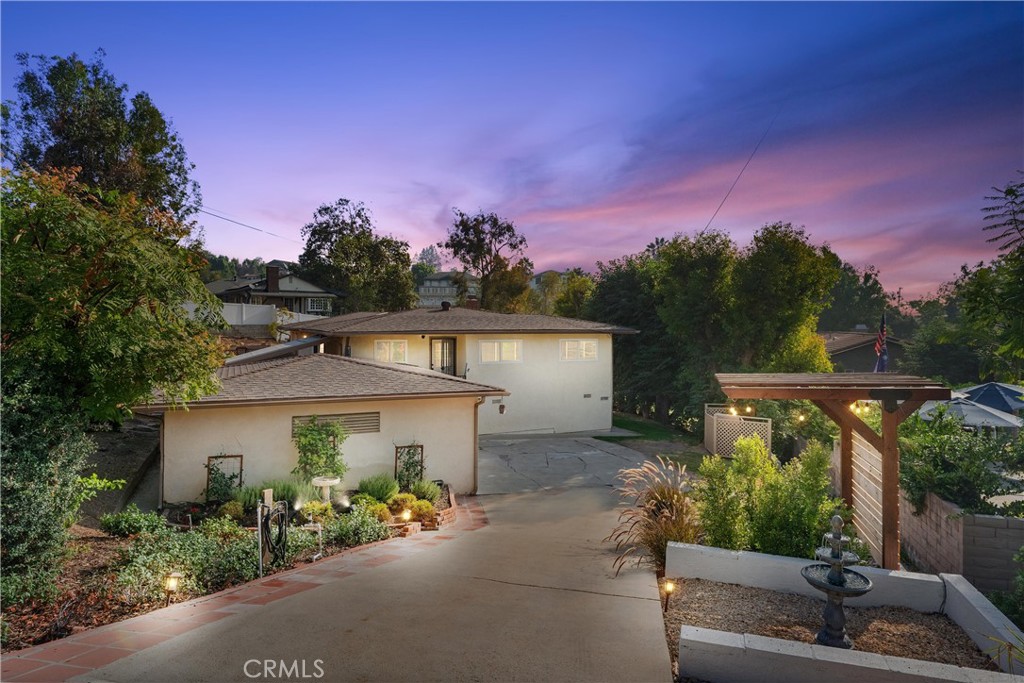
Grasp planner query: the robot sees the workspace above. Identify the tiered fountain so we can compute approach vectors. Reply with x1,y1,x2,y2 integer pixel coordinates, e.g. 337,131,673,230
800,515,873,649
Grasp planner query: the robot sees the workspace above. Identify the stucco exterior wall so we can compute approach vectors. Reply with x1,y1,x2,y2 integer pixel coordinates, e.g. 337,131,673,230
161,396,480,504
346,333,613,435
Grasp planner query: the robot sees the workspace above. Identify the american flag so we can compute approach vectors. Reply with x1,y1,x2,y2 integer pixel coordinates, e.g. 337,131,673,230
873,313,888,373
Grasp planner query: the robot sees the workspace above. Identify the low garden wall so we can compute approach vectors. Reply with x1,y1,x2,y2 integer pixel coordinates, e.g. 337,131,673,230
666,541,1023,676
900,491,1024,593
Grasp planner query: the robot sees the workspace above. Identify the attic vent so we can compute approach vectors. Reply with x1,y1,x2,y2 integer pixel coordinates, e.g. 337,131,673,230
292,412,381,436
441,301,452,311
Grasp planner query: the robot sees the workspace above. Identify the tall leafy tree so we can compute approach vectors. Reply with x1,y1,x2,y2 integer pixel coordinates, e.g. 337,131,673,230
586,254,679,423
2,50,200,223
411,245,442,287
817,252,888,331
554,268,595,319
1,166,225,597
438,209,533,312
982,174,1024,254
297,198,416,312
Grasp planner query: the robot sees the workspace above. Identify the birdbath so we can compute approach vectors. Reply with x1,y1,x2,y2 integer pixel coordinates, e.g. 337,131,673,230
310,476,341,504
800,515,873,649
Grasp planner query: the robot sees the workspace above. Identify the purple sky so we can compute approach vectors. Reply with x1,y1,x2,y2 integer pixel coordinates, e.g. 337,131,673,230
3,2,1021,298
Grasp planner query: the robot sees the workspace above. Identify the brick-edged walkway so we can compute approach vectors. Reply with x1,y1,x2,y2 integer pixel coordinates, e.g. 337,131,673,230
1,499,488,683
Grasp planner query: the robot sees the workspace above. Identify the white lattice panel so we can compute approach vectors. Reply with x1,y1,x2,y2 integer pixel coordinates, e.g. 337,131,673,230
710,413,771,458
704,404,732,452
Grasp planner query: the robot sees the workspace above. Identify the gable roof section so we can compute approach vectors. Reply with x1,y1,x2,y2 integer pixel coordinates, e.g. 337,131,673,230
282,306,636,336
820,331,903,354
146,354,507,409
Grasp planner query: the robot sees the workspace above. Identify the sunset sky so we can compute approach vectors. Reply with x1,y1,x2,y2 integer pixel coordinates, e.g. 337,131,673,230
3,2,1021,298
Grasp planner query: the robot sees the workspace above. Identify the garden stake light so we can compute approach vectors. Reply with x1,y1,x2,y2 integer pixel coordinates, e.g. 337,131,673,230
402,509,412,522
662,580,675,613
163,571,183,606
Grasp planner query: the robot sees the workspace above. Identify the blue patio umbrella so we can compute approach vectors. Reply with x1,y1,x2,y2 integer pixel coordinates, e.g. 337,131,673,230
960,382,1024,414
918,397,1022,429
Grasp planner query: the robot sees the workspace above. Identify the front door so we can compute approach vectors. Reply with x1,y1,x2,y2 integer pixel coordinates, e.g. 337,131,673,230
431,337,457,376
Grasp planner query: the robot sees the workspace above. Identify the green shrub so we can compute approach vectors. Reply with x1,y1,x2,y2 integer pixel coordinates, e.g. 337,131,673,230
233,485,262,511
387,493,417,515
410,479,441,504
694,436,844,560
990,545,1024,630
900,412,1023,515
100,504,166,537
605,456,701,575
217,500,245,522
410,499,435,523
694,455,749,550
291,416,349,482
202,459,240,503
325,506,392,547
256,478,320,508
68,473,125,526
365,502,393,523
358,473,399,503
301,500,335,525
349,492,378,507
283,523,319,563
114,522,259,605
750,441,846,558
395,444,424,491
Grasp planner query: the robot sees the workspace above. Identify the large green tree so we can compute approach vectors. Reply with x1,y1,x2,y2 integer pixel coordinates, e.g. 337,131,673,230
554,268,595,319
817,252,888,332
2,50,200,223
1,167,225,599
297,198,416,312
438,209,533,312
982,174,1024,254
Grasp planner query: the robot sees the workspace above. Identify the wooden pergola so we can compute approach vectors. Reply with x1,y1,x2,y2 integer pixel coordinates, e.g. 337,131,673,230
715,373,951,569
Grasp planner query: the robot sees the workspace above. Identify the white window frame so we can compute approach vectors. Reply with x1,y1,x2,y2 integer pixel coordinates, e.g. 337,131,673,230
307,297,330,313
479,339,523,364
375,340,408,363
559,339,598,362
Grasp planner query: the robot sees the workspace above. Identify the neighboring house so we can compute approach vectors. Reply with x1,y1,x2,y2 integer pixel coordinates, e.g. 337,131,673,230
529,269,563,289
283,305,636,435
416,271,480,309
821,331,905,372
138,354,507,503
206,266,337,316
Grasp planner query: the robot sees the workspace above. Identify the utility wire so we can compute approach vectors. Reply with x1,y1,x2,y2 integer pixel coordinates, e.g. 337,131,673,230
701,106,783,233
198,207,300,243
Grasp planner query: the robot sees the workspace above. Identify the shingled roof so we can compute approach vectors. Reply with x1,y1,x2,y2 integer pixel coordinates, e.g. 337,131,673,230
281,306,635,336
820,331,903,354
145,354,507,409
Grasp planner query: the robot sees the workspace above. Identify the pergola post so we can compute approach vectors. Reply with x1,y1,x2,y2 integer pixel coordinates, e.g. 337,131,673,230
715,373,948,571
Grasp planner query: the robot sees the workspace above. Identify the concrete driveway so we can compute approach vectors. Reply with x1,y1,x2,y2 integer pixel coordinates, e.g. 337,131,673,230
5,436,671,683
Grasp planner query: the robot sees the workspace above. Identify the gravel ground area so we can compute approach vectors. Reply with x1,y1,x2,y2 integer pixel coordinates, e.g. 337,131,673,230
662,577,998,672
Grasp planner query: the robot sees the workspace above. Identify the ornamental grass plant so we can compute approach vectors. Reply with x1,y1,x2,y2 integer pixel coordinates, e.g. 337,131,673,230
605,456,700,576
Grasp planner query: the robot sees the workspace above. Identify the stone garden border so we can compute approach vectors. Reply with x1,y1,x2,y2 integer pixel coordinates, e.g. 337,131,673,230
666,542,1023,679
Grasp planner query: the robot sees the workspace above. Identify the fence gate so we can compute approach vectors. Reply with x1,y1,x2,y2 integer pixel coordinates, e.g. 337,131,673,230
703,404,772,457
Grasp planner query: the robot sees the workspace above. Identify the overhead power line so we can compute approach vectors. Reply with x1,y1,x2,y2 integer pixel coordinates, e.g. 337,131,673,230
701,106,783,233
198,207,300,243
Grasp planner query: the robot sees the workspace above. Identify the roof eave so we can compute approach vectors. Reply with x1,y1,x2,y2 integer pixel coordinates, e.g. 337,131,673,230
138,389,509,411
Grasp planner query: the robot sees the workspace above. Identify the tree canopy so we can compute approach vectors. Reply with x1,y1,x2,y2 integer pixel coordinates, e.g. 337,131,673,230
2,167,225,420
438,209,533,312
297,198,416,313
2,50,200,223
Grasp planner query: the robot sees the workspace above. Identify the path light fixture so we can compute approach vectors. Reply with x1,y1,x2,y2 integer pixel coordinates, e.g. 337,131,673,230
401,509,412,523
163,571,183,606
662,580,675,613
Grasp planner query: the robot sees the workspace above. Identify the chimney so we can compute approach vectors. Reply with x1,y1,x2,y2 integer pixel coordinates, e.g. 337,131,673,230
465,296,480,310
441,301,452,312
266,266,280,292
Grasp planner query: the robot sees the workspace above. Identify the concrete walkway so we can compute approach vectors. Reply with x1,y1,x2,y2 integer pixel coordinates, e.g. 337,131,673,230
3,437,671,683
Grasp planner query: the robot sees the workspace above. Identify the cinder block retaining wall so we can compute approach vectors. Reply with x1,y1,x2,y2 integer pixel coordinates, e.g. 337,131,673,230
900,491,1024,593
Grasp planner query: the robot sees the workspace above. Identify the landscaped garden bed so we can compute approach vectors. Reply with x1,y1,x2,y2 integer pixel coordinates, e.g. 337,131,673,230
661,576,996,670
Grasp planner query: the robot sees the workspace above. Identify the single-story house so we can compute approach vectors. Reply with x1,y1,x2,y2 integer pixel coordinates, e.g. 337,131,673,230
138,354,506,504
282,304,636,435
207,266,337,316
820,331,905,372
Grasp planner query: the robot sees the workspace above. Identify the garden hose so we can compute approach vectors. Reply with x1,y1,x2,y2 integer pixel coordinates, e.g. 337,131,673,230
260,500,289,565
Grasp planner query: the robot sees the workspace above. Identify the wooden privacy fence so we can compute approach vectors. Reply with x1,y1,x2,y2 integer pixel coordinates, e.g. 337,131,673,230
703,404,772,457
831,435,884,565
